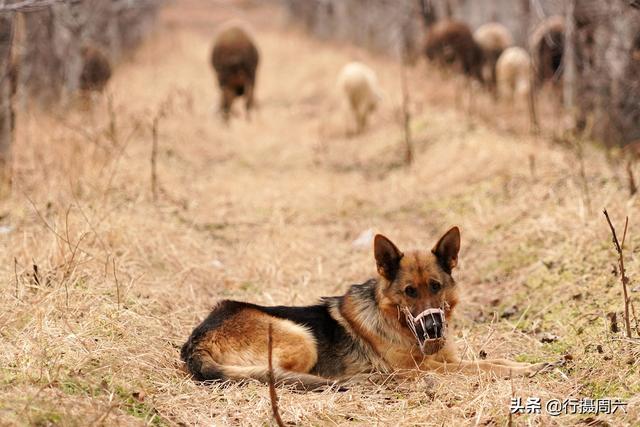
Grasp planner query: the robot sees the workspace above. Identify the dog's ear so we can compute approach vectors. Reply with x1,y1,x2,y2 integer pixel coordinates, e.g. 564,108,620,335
374,234,404,281
432,226,460,273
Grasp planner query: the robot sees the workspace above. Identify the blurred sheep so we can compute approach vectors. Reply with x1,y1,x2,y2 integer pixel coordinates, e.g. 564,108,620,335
496,46,531,102
211,23,259,122
424,20,484,83
473,22,513,93
79,46,112,93
338,62,382,134
530,16,565,84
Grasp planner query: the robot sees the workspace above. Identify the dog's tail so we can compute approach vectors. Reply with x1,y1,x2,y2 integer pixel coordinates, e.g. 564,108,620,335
182,347,335,390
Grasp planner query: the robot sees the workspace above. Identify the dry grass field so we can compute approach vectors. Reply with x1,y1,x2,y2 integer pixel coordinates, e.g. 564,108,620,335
1,1,639,425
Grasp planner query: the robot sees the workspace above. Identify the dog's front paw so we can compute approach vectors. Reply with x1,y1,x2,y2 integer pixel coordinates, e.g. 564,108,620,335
526,359,566,377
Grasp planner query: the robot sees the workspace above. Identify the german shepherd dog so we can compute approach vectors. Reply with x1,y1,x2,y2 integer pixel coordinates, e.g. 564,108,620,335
181,227,552,388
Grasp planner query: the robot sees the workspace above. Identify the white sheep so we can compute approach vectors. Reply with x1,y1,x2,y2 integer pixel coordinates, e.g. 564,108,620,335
496,46,531,102
473,23,514,90
337,62,382,133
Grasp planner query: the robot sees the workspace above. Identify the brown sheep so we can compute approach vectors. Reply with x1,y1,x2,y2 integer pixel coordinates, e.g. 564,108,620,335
79,46,112,93
424,19,484,83
473,22,513,93
211,23,259,122
530,16,565,84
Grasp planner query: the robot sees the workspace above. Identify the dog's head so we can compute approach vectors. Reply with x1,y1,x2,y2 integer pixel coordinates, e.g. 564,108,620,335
374,227,460,355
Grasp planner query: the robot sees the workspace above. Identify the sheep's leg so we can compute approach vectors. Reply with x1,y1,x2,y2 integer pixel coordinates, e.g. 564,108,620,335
466,78,475,116
454,75,463,110
490,62,499,101
219,87,233,123
509,79,517,104
244,82,255,121
356,107,366,134
360,107,369,132
496,74,508,102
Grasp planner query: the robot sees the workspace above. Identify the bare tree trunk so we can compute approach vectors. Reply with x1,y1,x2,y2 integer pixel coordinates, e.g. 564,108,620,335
51,1,85,105
107,11,121,60
444,0,453,18
0,13,17,193
563,0,577,130
523,0,539,133
418,0,438,27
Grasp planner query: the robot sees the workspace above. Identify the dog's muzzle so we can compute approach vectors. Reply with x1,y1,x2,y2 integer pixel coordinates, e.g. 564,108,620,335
402,307,446,355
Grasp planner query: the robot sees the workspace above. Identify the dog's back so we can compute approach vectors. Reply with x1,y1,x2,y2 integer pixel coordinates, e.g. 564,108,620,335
180,297,371,388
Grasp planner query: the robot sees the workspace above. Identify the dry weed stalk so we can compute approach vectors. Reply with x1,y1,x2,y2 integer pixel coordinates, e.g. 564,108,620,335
399,57,413,165
627,159,637,196
61,205,89,309
267,323,285,427
151,115,159,201
527,49,540,134
112,257,121,310
106,94,119,145
528,153,536,178
602,210,633,338
150,95,175,202
13,256,18,299
508,371,514,427
575,138,592,213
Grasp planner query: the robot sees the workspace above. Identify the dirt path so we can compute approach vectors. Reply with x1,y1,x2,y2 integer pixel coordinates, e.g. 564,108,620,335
1,1,638,425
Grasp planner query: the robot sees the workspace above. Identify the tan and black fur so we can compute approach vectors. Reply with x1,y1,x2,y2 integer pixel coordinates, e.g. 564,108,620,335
181,227,552,388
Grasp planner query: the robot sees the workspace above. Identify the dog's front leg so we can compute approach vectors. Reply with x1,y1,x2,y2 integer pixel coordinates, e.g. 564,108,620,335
421,343,555,377
421,358,552,377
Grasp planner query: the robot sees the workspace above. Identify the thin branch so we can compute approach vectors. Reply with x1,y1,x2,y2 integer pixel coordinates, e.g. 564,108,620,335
508,370,514,427
151,115,159,202
0,0,65,13
603,209,633,338
576,140,592,214
112,258,120,311
22,192,97,260
106,94,119,146
267,323,285,427
0,0,162,13
399,55,413,165
14,256,19,299
61,229,89,309
149,94,176,202
627,160,638,196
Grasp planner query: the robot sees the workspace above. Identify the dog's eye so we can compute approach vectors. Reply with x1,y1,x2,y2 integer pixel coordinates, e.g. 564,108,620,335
404,285,418,298
429,280,442,293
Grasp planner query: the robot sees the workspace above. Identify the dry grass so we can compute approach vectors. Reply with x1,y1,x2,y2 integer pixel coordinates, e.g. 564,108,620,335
1,0,639,425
